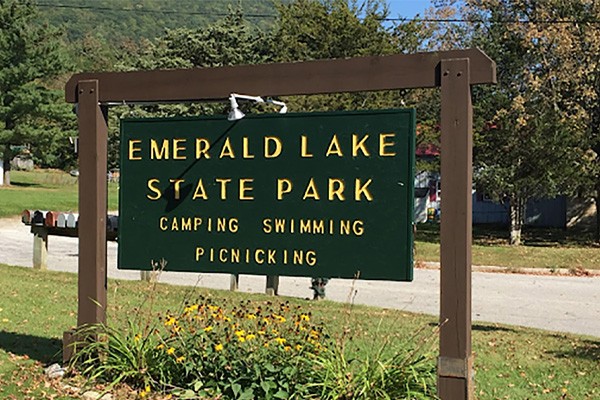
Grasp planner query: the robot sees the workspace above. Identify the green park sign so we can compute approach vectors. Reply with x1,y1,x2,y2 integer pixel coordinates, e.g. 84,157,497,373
118,110,415,281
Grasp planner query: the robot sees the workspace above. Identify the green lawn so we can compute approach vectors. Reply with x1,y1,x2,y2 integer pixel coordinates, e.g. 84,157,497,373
416,224,600,270
0,263,597,399
0,169,119,217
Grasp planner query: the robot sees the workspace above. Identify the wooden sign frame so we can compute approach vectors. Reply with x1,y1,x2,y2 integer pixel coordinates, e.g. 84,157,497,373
65,48,496,399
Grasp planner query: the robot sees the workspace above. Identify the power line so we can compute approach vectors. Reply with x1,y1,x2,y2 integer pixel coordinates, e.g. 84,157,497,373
35,2,279,18
35,2,600,25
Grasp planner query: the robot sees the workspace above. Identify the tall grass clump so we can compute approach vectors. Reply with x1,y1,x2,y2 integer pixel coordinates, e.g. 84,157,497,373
69,284,438,399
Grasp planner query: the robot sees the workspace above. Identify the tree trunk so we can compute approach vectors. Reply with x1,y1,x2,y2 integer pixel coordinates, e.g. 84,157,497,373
2,148,11,186
509,196,526,245
595,185,600,244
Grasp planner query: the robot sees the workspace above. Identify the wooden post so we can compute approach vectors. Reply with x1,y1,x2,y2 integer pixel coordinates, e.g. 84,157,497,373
438,58,474,399
76,80,108,327
32,227,48,270
266,275,279,296
230,274,239,291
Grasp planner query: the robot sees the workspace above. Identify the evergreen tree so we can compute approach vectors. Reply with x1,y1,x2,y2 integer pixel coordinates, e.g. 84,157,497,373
0,0,71,184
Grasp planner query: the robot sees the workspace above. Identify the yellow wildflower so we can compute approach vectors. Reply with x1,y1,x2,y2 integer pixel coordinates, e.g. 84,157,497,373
176,356,186,363
139,385,151,398
184,304,199,313
284,346,292,352
134,333,142,342
245,334,256,341
208,305,219,311
203,326,214,332
235,329,246,337
262,317,270,325
295,344,303,351
214,343,224,351
257,330,266,335
310,330,319,339
156,343,165,350
224,316,232,322
238,336,246,343
166,347,175,355
164,316,177,326
263,342,270,348
300,314,310,322
274,337,286,345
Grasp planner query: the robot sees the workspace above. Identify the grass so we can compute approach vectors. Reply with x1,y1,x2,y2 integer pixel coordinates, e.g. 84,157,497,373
0,263,598,399
416,224,600,270
0,169,119,217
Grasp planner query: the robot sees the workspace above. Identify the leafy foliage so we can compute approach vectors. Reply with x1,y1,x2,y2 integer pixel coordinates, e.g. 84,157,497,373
0,0,75,176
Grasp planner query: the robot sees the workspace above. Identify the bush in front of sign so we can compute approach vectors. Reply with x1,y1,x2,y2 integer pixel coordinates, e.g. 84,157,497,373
152,297,329,399
69,295,331,398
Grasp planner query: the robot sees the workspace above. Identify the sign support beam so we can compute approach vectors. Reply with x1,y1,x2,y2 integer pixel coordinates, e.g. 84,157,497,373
439,58,474,399
72,80,108,336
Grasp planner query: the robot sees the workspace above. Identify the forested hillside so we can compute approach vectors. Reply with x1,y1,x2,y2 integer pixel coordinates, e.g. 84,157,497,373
37,0,281,42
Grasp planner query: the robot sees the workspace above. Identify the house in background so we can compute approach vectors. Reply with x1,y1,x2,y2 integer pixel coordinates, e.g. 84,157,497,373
412,138,596,229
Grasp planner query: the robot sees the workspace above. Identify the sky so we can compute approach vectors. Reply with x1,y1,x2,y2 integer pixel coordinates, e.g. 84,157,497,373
386,0,434,19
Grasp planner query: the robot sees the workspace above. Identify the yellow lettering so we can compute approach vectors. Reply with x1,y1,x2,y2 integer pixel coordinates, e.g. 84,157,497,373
231,248,240,263
300,220,311,233
169,178,185,200
217,218,226,232
173,138,186,160
219,248,228,263
313,220,324,234
263,219,272,233
239,178,254,200
147,178,161,200
325,134,343,157
229,218,239,233
293,250,303,265
216,178,232,200
302,178,320,200
150,139,169,159
128,139,142,160
242,137,254,159
353,220,364,236
352,134,370,157
194,217,202,230
195,247,205,261
328,178,345,201
306,250,317,266
181,218,192,231
196,138,211,159
159,217,168,231
340,220,350,235
355,178,374,201
275,219,285,233
379,133,396,156
264,136,282,158
171,218,179,231
301,135,313,158
192,179,208,200
255,249,265,264
267,250,276,264
277,178,292,200
219,137,235,159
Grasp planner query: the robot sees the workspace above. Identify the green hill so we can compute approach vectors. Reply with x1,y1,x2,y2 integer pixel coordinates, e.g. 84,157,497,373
37,0,280,42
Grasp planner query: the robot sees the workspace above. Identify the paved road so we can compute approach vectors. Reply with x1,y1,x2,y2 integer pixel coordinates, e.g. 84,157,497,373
1,217,598,337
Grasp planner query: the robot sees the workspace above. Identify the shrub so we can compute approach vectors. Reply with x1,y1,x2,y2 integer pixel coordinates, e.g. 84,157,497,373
69,293,437,399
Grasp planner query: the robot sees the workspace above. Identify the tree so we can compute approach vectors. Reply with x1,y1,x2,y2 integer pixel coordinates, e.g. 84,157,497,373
0,0,70,184
464,0,592,244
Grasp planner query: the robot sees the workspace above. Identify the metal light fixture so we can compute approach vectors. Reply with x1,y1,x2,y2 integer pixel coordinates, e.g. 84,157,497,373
227,93,287,121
